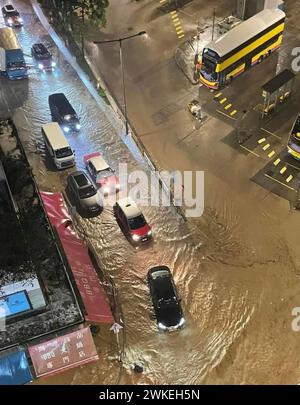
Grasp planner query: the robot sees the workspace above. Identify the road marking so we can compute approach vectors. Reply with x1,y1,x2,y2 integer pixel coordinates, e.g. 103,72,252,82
280,166,287,174
268,150,275,158
214,92,222,99
216,109,237,120
169,11,184,39
262,143,270,151
239,144,260,157
224,103,232,110
230,109,237,116
264,173,296,191
219,97,227,104
286,175,293,183
274,158,281,166
258,137,266,144
261,127,281,140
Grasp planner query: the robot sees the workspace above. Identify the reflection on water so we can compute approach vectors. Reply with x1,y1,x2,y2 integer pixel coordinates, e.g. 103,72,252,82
6,0,300,386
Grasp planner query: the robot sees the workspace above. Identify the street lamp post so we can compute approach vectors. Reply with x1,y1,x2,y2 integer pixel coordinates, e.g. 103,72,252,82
94,31,146,136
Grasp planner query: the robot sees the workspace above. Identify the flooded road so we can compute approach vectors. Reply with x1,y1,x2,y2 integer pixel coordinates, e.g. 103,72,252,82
2,0,300,385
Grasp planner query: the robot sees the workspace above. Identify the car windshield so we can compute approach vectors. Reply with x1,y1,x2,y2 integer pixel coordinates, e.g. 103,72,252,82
128,214,146,230
157,296,178,309
7,11,19,17
97,168,113,179
55,147,73,158
292,134,300,147
7,61,25,70
64,114,77,122
79,186,96,199
35,49,51,60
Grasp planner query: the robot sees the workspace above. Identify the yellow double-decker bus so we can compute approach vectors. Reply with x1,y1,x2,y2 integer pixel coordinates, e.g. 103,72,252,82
200,8,286,90
288,114,300,160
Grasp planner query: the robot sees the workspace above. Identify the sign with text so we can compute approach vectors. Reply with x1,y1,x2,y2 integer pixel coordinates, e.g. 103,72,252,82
28,327,98,378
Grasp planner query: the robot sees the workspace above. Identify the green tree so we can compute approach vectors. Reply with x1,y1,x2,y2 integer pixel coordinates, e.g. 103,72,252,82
72,0,109,28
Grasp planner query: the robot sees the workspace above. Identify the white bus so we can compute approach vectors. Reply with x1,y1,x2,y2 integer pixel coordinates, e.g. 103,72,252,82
41,122,75,169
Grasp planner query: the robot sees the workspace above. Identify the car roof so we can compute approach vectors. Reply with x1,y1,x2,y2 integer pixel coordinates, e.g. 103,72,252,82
117,197,141,219
42,122,70,150
32,43,50,56
32,43,47,51
89,155,109,172
48,93,76,115
152,274,176,300
71,171,91,188
4,5,16,12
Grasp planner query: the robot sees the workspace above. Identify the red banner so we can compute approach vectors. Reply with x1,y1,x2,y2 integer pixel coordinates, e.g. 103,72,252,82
41,192,114,324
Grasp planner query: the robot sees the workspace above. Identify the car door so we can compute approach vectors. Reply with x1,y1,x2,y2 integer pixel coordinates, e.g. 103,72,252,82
69,177,76,200
88,161,96,181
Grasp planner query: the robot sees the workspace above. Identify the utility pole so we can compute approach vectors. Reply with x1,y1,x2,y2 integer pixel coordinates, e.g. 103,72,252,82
194,21,201,82
80,6,85,57
93,31,146,137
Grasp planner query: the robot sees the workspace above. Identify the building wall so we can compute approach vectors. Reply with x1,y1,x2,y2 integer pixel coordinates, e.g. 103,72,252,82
237,0,283,19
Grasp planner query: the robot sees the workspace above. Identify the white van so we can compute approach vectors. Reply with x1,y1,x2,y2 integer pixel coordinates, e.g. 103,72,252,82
41,122,75,169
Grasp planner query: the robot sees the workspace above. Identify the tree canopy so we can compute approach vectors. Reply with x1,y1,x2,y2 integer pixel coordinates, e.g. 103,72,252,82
41,0,109,29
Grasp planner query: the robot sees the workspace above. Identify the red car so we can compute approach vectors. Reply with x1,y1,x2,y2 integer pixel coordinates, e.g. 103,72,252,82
83,152,120,195
114,197,152,244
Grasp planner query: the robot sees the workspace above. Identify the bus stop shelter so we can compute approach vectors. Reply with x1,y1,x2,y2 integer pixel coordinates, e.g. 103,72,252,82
261,69,295,118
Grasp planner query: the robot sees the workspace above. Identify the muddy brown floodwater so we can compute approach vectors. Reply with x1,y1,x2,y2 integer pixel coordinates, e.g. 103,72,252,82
2,0,300,385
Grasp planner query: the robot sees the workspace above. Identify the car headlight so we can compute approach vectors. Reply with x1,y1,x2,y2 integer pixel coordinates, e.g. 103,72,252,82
178,317,185,327
38,63,44,69
51,61,56,67
75,123,81,130
63,126,70,133
18,18,23,23
158,322,167,331
147,230,152,236
132,234,140,241
64,115,72,121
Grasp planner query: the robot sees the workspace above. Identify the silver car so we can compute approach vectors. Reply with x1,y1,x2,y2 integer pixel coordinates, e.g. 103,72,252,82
67,171,101,215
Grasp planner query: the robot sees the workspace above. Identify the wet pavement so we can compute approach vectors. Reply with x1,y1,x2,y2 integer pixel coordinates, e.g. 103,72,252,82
1,0,300,385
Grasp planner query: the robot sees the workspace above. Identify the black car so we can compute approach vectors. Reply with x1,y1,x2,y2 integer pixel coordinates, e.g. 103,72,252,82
147,266,185,331
49,93,80,133
67,171,101,215
31,43,56,71
2,4,23,27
